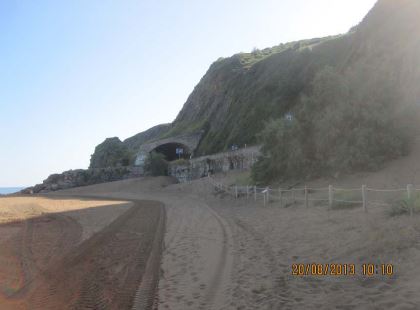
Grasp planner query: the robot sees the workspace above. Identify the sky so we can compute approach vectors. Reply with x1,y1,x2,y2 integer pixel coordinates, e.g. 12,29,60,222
0,0,377,187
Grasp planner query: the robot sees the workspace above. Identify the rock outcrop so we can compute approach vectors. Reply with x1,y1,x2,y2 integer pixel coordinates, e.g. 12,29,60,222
22,167,139,194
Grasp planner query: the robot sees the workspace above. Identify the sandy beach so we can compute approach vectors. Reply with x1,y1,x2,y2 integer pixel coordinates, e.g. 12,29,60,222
1,172,420,309
0,195,163,309
52,175,420,309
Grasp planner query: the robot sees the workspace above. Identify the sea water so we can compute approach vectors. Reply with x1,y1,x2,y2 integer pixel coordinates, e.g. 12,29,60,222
0,187,24,195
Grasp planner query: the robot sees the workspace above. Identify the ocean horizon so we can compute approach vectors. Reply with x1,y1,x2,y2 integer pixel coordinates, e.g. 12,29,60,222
0,187,25,195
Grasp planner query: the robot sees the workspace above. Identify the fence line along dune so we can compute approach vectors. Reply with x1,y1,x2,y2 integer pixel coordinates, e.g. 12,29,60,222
208,175,420,215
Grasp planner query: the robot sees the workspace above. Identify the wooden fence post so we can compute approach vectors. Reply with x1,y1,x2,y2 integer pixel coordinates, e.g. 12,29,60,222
292,189,296,205
254,186,257,201
408,184,413,217
279,188,283,208
328,185,333,210
362,185,367,213
263,190,266,207
305,186,308,208
235,186,238,199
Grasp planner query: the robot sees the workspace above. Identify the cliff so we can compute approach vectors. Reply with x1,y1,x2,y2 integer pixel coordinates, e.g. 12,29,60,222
91,0,420,164
172,0,420,155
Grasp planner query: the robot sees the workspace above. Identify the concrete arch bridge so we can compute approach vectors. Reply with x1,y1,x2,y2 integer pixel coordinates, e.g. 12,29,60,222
134,132,202,167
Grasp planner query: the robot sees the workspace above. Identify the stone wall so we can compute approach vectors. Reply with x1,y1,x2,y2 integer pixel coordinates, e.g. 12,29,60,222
168,146,261,182
23,146,260,194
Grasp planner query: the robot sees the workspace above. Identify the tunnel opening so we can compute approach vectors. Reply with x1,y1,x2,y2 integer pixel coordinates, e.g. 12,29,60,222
152,143,191,161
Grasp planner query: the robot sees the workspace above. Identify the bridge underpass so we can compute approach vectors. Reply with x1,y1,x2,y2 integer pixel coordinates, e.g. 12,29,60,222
153,142,191,161
134,132,203,168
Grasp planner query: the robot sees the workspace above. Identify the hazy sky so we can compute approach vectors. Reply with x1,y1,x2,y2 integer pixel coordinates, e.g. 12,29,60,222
0,0,377,187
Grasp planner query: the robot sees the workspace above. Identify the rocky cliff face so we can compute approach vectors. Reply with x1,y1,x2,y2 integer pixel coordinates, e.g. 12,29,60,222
347,0,420,103
123,123,171,151
90,137,132,168
91,0,420,163
171,0,420,155
171,37,341,155
90,124,171,168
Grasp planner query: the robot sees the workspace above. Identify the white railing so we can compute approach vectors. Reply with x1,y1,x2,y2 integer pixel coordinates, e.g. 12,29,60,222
207,175,419,216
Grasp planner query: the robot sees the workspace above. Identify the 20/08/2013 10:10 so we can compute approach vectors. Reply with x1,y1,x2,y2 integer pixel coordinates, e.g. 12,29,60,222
291,263,394,276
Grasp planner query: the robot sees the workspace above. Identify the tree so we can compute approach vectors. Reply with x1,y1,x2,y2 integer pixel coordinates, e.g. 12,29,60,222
251,118,311,184
143,152,168,176
251,65,413,184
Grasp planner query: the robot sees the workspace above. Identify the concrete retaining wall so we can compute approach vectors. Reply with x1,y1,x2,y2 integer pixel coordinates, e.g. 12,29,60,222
168,146,261,182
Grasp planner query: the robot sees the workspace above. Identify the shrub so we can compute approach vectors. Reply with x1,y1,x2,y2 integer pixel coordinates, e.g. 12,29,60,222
389,199,411,216
144,152,168,176
251,118,311,185
252,66,414,184
389,193,420,217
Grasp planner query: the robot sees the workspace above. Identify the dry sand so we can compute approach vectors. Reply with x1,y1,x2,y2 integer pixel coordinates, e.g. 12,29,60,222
3,145,420,309
0,197,131,241
0,196,162,309
47,173,420,310
153,178,420,310
52,178,235,310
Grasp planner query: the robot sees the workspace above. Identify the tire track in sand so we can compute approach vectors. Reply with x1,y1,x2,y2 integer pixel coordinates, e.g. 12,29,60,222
202,204,233,309
24,200,163,310
156,194,234,310
8,213,82,301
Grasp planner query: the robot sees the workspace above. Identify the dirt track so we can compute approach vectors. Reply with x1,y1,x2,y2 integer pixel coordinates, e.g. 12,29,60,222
0,197,164,310
52,178,236,310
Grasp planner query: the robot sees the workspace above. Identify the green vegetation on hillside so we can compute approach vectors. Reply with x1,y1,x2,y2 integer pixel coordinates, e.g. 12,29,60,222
251,65,415,184
90,124,171,168
144,152,168,176
123,123,171,150
171,0,420,160
89,0,420,182
236,37,335,69
172,35,351,156
90,138,133,168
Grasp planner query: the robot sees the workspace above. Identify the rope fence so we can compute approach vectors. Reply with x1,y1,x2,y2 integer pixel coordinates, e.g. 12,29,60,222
207,175,418,216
